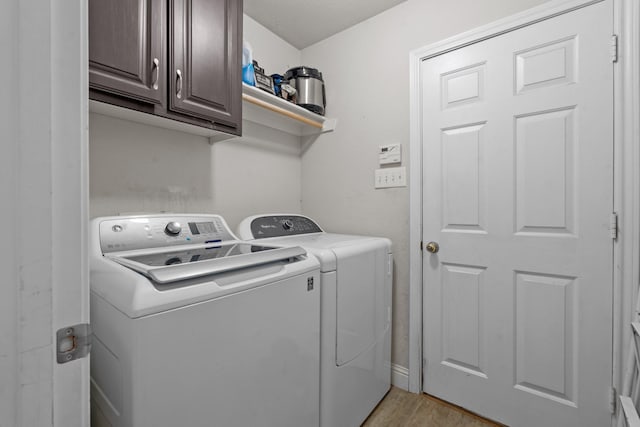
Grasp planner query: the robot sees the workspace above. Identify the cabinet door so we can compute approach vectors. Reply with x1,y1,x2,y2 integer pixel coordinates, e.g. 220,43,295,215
169,0,242,129
89,0,165,105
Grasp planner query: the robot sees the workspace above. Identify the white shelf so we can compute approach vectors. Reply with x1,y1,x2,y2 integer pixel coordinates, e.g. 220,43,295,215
242,83,336,137
90,84,337,143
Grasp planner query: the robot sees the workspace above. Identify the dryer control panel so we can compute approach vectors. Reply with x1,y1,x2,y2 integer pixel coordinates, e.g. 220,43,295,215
249,215,323,239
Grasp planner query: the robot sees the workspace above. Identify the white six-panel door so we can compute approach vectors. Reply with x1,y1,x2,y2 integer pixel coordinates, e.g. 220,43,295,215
421,2,614,426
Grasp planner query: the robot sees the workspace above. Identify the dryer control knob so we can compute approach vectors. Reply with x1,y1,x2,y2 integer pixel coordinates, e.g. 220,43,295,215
282,219,294,230
165,221,182,236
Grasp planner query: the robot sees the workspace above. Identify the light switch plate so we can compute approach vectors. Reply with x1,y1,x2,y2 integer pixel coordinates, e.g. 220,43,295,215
375,167,407,189
379,143,402,165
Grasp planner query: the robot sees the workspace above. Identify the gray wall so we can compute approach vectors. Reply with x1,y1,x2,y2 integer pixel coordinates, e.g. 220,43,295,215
300,0,548,368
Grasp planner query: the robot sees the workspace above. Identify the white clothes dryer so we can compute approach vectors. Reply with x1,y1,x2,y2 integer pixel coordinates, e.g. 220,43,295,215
90,214,321,427
237,214,392,427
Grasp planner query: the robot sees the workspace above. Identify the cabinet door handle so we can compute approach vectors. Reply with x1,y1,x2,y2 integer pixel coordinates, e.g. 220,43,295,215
151,58,159,90
176,69,183,99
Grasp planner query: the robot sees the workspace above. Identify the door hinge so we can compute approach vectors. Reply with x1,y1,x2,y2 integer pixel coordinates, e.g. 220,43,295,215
609,386,617,414
610,212,618,240
611,34,619,63
56,323,92,364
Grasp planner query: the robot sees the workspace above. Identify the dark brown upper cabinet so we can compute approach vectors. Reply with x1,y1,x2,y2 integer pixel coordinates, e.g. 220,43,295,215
89,0,242,135
169,0,241,130
89,0,165,105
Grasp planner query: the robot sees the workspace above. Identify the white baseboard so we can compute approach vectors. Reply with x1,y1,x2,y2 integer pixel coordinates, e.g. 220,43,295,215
391,363,410,391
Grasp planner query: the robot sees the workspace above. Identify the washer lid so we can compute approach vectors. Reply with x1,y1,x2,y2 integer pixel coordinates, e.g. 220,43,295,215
108,243,307,284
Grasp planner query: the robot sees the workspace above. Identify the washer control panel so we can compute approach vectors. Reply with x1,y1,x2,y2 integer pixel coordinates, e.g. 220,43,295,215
250,215,323,239
98,214,236,253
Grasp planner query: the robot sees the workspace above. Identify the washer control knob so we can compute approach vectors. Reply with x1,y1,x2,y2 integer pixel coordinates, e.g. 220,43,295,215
282,219,294,230
165,221,182,236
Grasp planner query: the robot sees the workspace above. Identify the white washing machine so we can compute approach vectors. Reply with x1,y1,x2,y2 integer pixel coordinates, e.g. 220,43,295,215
237,214,392,427
89,214,321,427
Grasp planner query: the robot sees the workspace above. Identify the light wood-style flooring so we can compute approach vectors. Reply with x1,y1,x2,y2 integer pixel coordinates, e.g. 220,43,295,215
362,387,504,427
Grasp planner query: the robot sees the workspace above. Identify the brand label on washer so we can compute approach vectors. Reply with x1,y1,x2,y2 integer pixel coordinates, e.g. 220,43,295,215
307,277,314,291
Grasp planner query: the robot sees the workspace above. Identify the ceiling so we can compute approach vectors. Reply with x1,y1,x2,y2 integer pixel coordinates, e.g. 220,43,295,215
243,0,407,49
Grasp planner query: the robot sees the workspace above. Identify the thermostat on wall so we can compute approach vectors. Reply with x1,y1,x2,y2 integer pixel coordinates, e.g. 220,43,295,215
379,143,401,165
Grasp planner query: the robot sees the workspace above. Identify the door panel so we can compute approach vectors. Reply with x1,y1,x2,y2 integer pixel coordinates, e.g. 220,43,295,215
89,0,164,104
190,0,226,103
442,123,486,232
514,272,577,404
441,263,486,377
421,2,613,426
515,108,576,234
515,36,577,94
169,0,242,128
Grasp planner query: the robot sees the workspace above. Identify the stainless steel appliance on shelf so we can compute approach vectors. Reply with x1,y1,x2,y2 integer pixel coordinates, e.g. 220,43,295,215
284,66,326,115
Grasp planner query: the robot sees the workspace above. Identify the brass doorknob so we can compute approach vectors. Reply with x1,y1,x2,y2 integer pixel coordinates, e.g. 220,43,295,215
426,242,439,253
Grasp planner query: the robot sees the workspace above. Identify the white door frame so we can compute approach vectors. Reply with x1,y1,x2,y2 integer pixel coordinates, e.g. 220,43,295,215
0,1,89,426
52,2,90,426
408,0,640,421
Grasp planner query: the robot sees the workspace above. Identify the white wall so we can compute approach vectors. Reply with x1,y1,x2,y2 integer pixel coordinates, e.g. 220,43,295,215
90,15,303,230
1,1,18,425
243,14,300,76
300,0,548,368
89,114,303,228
